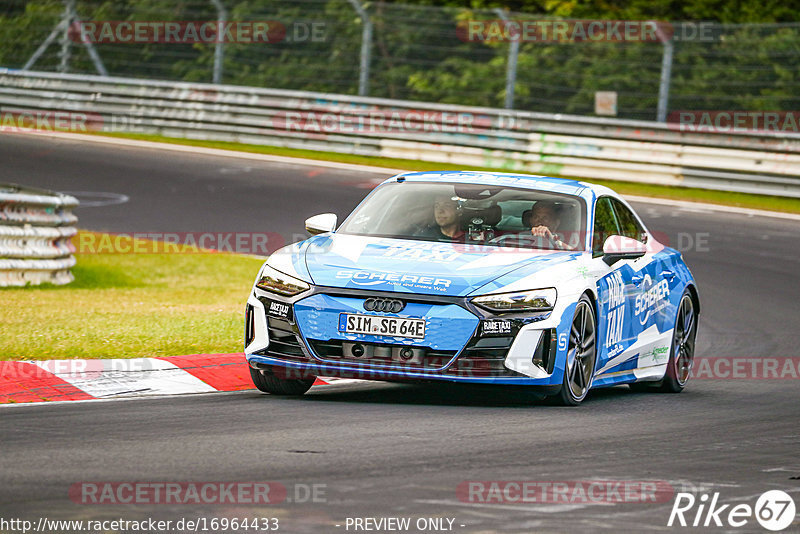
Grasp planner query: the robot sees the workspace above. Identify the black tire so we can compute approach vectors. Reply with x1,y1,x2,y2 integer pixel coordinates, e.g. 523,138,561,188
661,291,697,393
556,295,597,406
249,365,316,396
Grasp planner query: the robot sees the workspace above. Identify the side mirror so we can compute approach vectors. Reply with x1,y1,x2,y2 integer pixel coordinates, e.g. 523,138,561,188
602,235,647,266
305,213,337,236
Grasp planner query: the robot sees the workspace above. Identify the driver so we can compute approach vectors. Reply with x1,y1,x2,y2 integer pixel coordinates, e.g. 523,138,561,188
416,195,465,242
526,200,575,251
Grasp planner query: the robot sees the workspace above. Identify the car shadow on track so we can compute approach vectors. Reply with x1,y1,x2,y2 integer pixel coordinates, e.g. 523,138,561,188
243,382,656,408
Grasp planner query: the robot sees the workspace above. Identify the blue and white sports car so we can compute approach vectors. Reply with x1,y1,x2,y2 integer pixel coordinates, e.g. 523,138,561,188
245,172,699,405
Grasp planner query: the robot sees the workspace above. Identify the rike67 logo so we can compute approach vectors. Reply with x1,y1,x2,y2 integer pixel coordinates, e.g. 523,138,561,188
668,490,796,531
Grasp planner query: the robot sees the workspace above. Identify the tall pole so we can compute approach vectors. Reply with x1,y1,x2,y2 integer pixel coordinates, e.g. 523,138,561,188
655,22,674,123
346,0,372,96
211,0,227,84
495,9,519,109
57,0,74,73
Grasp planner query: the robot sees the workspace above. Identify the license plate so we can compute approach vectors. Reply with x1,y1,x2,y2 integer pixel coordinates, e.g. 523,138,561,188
339,314,426,339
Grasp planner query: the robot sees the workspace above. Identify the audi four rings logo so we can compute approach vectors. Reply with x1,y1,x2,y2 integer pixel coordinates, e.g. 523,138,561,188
363,298,405,313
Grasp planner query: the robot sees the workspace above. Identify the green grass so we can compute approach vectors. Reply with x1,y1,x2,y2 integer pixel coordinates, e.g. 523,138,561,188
96,131,800,215
0,234,263,361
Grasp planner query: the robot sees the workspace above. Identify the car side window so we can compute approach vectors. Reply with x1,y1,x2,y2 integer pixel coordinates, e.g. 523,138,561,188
593,197,620,256
610,198,647,243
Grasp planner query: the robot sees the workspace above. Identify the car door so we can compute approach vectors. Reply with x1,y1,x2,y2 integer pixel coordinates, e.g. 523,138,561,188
610,198,675,361
589,196,645,377
609,198,669,333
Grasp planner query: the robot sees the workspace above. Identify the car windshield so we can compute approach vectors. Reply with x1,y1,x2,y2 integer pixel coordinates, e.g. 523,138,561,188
338,181,587,250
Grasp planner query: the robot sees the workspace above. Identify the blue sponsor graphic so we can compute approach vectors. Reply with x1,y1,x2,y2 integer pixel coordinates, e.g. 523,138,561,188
634,274,670,326
303,233,573,297
592,247,696,386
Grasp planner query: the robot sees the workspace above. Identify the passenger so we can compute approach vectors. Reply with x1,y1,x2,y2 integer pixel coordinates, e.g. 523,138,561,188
416,195,465,242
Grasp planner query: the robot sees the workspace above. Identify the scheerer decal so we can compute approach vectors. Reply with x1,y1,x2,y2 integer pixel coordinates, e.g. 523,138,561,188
335,270,453,289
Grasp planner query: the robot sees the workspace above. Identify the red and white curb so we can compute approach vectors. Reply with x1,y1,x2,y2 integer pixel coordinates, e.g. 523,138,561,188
0,354,357,405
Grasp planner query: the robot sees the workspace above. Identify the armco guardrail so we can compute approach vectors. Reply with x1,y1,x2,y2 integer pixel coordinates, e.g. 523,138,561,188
0,183,78,287
2,69,800,197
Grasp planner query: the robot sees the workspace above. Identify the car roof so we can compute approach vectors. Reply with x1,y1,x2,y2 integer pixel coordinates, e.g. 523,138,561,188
389,171,617,201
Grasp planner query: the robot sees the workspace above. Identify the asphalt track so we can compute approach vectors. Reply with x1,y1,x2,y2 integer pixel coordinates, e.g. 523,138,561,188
2,133,800,533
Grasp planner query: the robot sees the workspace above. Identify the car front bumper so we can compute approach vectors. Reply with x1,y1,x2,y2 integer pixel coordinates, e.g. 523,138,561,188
245,286,568,387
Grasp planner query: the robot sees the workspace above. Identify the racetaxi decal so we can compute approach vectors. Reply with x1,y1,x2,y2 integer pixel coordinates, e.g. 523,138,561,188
481,320,515,336
382,242,462,263
268,301,290,319
259,297,293,320
335,270,453,291
635,274,670,325
605,270,625,349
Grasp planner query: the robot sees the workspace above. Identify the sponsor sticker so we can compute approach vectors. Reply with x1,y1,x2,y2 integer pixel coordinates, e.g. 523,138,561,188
634,274,670,325
647,346,670,363
480,320,516,337
335,270,453,291
605,270,625,348
260,297,292,320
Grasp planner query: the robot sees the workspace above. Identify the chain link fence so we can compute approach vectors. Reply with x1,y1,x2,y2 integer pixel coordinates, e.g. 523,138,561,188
1,0,799,121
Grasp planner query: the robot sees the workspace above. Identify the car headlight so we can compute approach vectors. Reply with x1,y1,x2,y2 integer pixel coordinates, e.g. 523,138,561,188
472,288,557,313
255,265,310,297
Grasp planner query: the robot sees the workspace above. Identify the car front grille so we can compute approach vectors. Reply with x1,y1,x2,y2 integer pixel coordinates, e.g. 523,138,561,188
307,339,457,370
448,336,525,377
255,316,309,362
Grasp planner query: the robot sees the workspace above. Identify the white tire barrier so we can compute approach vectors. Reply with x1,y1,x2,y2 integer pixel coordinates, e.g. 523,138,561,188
0,184,78,287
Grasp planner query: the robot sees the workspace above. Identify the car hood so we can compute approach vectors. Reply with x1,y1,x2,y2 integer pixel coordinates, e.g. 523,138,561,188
301,233,578,297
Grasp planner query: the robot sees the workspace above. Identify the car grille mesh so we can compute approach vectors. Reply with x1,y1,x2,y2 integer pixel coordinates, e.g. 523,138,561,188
307,339,457,370
256,317,309,362
450,336,526,377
